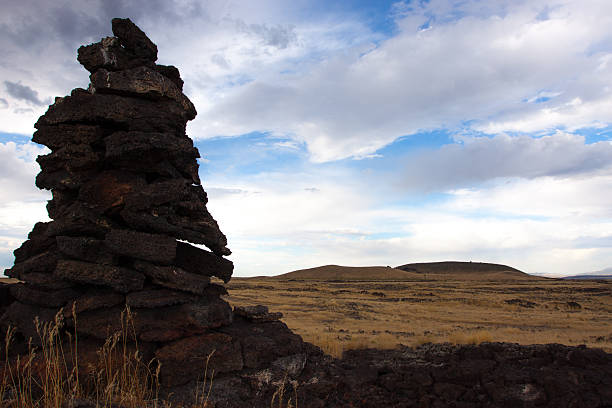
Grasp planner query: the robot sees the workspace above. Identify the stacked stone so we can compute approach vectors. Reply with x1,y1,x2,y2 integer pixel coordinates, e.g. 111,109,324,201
0,18,312,401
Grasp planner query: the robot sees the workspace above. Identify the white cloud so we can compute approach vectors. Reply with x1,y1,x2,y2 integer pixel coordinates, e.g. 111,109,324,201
400,132,612,190
193,0,612,161
0,142,50,272
205,159,612,277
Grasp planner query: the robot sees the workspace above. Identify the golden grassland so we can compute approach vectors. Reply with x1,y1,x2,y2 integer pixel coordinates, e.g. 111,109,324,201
224,274,612,357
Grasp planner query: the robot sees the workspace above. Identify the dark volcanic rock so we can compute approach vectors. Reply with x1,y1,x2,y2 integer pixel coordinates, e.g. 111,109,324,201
56,236,116,265
78,37,148,73
5,250,60,279
36,91,191,133
104,229,176,264
33,124,104,150
90,67,195,116
133,261,212,294
156,333,243,386
54,260,144,293
111,18,158,61
175,241,233,282
67,290,125,315
78,171,145,214
126,289,195,308
1,302,59,345
233,305,283,323
10,283,81,308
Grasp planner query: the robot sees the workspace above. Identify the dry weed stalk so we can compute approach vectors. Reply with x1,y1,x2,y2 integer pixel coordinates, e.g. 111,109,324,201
0,305,164,408
270,375,298,408
0,305,228,408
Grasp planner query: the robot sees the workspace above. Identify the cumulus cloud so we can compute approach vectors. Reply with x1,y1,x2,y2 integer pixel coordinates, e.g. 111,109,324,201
400,133,612,190
0,141,50,272
193,0,612,161
208,172,612,276
232,19,297,49
4,81,50,106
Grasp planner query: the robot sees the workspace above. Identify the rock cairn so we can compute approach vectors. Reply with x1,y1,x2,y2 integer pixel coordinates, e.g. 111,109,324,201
1,18,308,395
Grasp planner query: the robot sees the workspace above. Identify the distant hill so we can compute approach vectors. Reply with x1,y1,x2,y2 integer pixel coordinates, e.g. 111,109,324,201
0,278,18,284
563,267,612,280
269,262,536,281
396,261,536,280
272,265,419,281
562,274,612,280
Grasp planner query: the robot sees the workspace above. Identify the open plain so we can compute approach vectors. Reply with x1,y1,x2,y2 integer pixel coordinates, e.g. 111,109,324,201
224,265,612,357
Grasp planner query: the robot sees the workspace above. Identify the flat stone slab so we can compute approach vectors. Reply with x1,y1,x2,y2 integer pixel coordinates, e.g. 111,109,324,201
133,261,211,295
54,259,144,293
104,229,176,264
175,241,233,283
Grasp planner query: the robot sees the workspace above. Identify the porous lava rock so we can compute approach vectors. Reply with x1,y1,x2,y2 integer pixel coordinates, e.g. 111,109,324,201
2,18,612,408
0,17,311,393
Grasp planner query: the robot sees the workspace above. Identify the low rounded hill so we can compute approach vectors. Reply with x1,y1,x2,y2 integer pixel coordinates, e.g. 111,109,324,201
273,265,418,281
397,261,535,280
270,262,537,281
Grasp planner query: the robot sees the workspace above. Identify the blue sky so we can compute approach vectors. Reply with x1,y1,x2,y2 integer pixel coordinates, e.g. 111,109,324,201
1,0,612,277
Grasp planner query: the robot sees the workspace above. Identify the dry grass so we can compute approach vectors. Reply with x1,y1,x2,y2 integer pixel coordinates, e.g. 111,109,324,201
225,275,612,357
0,306,215,408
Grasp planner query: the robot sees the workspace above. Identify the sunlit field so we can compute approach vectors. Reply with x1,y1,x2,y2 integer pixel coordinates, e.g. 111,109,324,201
224,275,612,358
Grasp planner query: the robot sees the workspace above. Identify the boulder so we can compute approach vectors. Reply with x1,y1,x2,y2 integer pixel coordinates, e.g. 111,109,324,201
156,333,243,387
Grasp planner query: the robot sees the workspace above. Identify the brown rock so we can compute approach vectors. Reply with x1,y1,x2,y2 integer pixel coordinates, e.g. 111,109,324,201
135,298,233,342
126,289,195,308
0,283,14,308
10,272,74,290
13,222,55,262
104,229,176,264
133,261,210,294
219,318,304,370
156,333,243,387
36,167,98,191
0,301,59,344
35,91,190,134
104,132,200,183
77,37,149,73
121,209,230,256
9,283,81,308
78,171,145,214
54,259,144,293
122,179,204,211
68,306,124,339
33,124,104,150
47,189,78,219
36,144,102,173
5,250,60,279
46,204,114,238
74,298,232,342
67,290,125,315
175,241,233,283
111,18,158,61
234,305,283,323
154,64,183,90
56,236,116,265
91,67,196,117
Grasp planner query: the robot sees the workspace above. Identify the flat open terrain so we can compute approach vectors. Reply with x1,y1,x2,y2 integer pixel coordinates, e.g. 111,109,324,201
224,265,612,357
